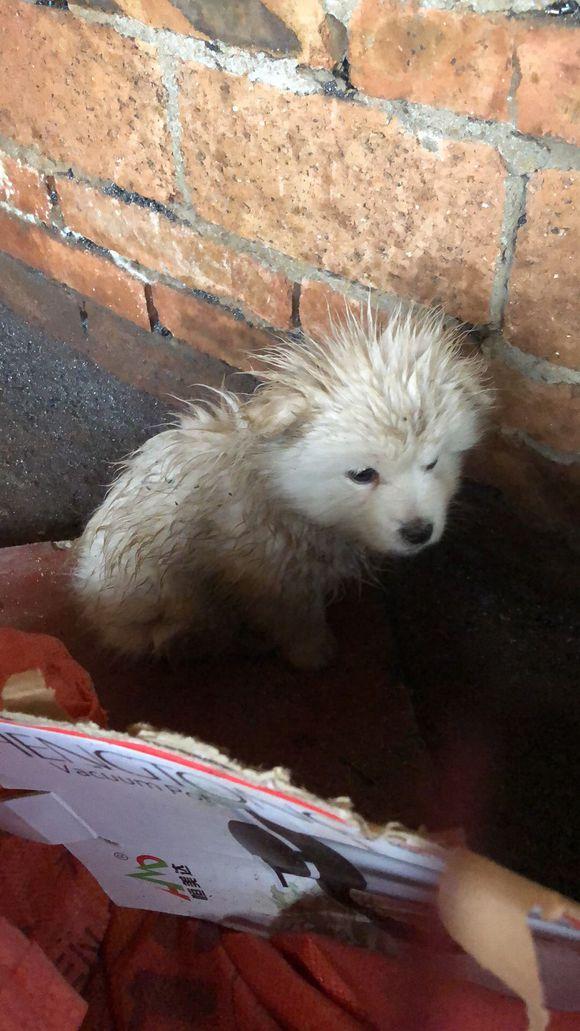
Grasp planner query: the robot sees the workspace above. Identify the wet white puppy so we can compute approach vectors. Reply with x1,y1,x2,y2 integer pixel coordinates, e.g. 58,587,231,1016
74,305,490,669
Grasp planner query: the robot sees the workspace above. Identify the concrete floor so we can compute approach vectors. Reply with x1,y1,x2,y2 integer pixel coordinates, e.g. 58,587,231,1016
0,297,257,546
0,299,579,899
0,300,169,545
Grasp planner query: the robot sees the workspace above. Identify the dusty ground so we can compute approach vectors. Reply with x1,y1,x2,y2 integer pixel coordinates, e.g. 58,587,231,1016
0,301,168,544
0,300,578,898
0,299,255,544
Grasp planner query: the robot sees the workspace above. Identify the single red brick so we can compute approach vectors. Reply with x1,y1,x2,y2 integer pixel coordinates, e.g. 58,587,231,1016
0,1,175,201
152,283,278,367
505,171,579,370
0,210,149,328
349,0,513,121
0,152,51,221
57,178,293,328
489,355,580,455
179,67,505,324
516,23,580,145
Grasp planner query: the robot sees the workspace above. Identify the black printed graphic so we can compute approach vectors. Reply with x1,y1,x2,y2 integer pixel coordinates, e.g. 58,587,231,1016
228,810,367,907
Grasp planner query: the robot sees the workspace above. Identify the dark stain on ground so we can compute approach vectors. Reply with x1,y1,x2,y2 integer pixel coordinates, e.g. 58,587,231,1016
0,300,578,898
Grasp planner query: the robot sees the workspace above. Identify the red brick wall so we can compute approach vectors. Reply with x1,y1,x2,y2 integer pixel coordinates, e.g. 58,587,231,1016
0,0,578,539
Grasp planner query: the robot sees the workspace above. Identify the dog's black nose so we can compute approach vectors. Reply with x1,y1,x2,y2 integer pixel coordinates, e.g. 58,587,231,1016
400,519,433,546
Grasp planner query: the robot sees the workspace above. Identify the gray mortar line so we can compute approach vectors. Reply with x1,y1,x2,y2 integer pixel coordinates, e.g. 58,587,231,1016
483,333,580,385
419,0,577,14
291,282,302,329
0,197,413,331
157,50,192,207
500,427,580,465
0,197,153,281
0,196,277,330
507,40,522,127
44,176,65,232
67,5,321,95
322,0,357,25
355,94,580,174
488,172,528,327
0,133,66,178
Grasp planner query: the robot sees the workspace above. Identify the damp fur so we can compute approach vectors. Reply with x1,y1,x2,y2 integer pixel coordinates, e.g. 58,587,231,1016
73,304,492,669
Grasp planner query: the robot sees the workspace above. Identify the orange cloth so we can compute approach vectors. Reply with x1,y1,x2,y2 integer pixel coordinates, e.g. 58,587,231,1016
0,627,106,725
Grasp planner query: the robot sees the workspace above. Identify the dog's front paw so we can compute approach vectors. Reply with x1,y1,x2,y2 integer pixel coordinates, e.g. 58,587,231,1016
283,628,336,671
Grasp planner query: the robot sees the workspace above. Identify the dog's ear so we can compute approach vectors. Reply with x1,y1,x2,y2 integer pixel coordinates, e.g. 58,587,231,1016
246,390,309,439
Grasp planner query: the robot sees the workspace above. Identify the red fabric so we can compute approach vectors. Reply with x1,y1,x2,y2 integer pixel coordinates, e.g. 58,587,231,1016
1,629,579,1030
0,836,110,992
0,916,87,1030
80,913,580,1030
0,627,106,725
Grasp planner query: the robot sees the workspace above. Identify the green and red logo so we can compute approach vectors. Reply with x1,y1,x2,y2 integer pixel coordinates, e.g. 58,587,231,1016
127,854,190,901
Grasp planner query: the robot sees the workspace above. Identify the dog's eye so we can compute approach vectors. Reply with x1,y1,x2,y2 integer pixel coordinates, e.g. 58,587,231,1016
347,468,379,485
424,459,438,471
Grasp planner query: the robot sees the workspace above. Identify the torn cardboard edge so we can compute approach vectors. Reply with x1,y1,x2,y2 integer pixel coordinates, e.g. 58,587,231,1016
0,709,362,826
0,708,446,850
1,708,579,1031
132,722,456,850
